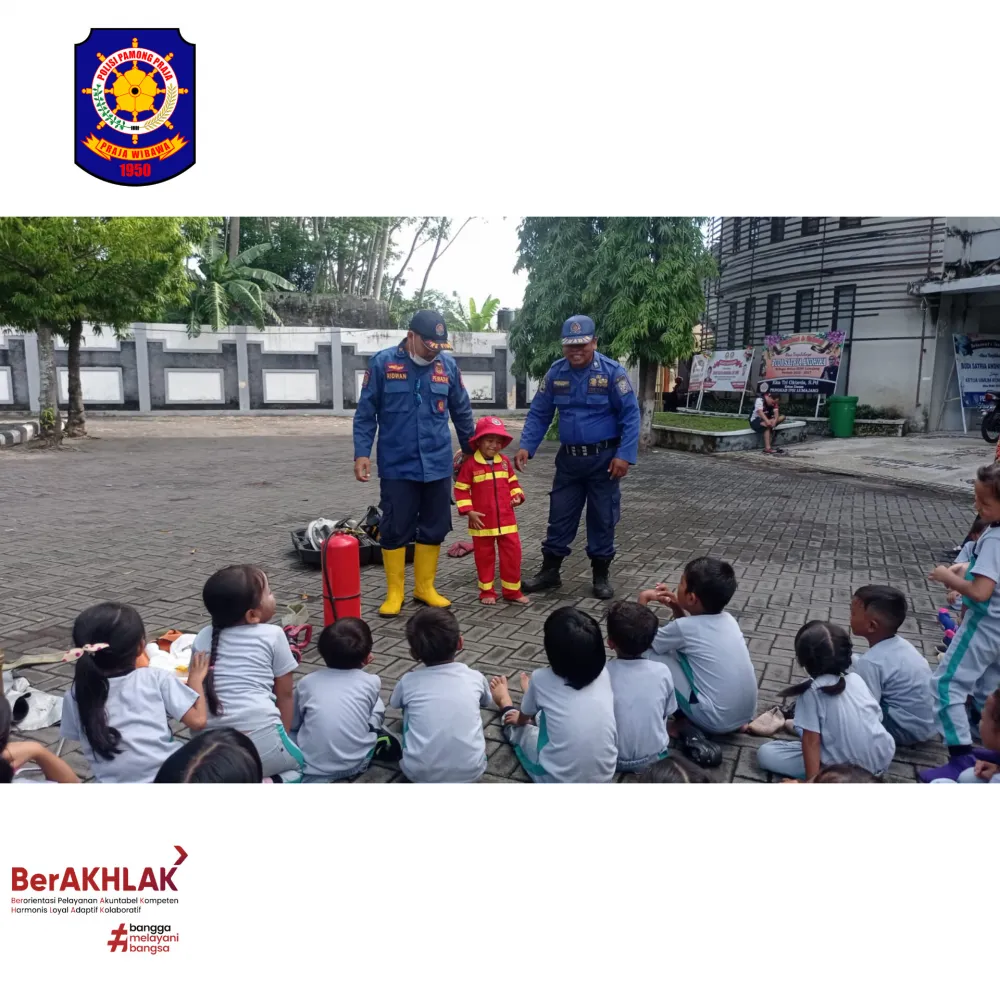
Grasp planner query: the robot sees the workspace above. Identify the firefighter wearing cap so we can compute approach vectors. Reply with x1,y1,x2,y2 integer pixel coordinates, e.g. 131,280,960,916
353,310,475,616
515,315,640,599
453,416,528,605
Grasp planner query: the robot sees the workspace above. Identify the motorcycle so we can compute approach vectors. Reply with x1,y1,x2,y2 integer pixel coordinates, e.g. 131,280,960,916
981,393,1000,444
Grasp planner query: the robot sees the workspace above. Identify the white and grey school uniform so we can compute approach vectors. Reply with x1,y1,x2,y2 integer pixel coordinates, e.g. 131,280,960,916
388,661,491,783
749,396,773,433
191,622,304,781
931,526,1000,747
852,636,936,746
502,667,618,783
647,612,758,734
292,668,385,782
606,657,676,771
757,672,896,779
60,668,198,783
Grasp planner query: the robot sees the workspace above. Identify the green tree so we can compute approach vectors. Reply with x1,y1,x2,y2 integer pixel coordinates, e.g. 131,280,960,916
185,233,296,334
451,294,500,332
510,217,717,450
0,216,208,441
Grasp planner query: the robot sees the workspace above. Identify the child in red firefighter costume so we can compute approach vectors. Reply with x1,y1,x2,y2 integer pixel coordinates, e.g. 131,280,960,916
453,417,529,605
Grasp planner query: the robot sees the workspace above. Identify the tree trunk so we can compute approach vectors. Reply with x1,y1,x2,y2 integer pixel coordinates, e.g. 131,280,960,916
638,357,658,453
64,319,87,438
227,216,240,262
372,221,391,299
336,229,348,292
417,220,447,306
364,227,381,297
389,217,429,305
35,322,62,445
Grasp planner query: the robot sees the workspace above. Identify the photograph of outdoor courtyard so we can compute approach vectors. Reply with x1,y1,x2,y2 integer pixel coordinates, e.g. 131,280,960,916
3,215,1000,784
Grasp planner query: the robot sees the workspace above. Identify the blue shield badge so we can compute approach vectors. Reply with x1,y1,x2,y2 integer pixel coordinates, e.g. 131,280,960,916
75,29,195,186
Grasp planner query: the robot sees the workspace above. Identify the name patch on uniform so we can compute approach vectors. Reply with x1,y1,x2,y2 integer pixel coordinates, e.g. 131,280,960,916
386,371,408,381
588,375,609,393
616,375,633,395
431,374,450,384
551,379,570,394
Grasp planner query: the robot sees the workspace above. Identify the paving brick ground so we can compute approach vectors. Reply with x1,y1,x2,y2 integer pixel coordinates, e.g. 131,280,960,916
0,421,971,782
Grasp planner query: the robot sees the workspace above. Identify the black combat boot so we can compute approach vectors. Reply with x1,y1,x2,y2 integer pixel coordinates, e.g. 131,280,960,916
522,553,563,593
591,557,614,600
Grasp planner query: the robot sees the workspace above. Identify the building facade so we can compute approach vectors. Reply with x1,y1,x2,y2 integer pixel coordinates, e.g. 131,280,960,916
703,217,1000,428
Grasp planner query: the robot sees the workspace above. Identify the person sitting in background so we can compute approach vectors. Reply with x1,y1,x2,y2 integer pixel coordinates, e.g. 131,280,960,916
1,695,80,783
749,383,786,455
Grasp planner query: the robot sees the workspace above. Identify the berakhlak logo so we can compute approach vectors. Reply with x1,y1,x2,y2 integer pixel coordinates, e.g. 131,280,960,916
74,29,195,186
108,923,128,953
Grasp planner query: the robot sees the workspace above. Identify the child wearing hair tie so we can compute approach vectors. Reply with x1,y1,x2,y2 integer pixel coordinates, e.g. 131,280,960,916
756,621,895,781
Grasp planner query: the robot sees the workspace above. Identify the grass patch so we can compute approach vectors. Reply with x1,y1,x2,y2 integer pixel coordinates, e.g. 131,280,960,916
654,412,750,432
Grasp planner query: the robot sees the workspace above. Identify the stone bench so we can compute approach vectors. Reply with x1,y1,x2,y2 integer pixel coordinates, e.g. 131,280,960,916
652,419,808,454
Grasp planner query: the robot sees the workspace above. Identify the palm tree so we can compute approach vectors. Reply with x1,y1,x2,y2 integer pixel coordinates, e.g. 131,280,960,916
186,234,296,334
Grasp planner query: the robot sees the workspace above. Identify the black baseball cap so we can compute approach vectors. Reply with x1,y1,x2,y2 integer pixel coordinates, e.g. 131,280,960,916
409,310,452,351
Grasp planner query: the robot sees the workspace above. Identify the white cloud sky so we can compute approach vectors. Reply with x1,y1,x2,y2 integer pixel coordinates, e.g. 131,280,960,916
391,217,527,311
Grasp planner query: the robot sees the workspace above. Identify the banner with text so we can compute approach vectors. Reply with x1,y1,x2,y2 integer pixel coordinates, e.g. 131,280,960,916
696,348,755,392
954,335,1000,407
760,332,844,395
687,354,710,393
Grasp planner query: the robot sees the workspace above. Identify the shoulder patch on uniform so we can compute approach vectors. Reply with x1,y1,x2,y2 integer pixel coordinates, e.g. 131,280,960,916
362,369,371,389
616,374,633,395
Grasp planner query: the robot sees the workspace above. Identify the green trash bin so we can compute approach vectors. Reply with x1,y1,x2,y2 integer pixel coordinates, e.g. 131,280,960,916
827,395,859,438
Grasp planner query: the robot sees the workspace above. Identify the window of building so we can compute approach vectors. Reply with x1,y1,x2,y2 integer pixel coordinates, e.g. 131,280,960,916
765,293,781,335
794,289,814,332
748,218,760,250
731,218,742,253
832,285,856,336
742,297,756,345
727,302,738,348
838,218,862,229
801,218,821,236
770,217,785,243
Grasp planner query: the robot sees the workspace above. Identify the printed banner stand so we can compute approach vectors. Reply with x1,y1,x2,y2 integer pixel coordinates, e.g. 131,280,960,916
736,349,754,415
950,335,1000,434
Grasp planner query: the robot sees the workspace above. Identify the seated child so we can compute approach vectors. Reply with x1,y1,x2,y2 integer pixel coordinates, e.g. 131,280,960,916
1,693,79,783
812,763,880,783
749,384,786,455
155,729,264,783
927,687,1000,784
60,602,209,783
639,557,758,766
850,585,936,746
928,464,1000,756
453,416,528,605
605,601,677,772
291,618,401,782
388,607,492,783
490,607,618,784
193,565,305,782
757,621,896,781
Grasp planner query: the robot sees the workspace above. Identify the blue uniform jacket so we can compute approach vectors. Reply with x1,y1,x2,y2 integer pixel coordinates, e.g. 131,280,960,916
519,352,640,464
353,342,475,482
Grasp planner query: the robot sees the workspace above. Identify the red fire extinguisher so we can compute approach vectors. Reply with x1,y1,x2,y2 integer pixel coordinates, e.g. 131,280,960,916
321,533,362,625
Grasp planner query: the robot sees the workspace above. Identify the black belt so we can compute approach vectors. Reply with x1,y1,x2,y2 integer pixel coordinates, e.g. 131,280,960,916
561,438,620,457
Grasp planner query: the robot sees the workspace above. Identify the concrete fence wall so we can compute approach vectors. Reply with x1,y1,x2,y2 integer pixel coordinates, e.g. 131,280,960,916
0,325,526,414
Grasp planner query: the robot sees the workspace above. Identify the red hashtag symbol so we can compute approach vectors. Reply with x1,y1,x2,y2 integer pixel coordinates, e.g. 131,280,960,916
107,923,128,952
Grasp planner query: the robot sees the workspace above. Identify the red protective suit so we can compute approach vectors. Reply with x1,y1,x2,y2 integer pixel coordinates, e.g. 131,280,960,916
454,448,525,601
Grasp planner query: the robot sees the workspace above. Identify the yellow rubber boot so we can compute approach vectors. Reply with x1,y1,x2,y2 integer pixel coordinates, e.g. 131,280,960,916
378,547,407,617
411,543,451,608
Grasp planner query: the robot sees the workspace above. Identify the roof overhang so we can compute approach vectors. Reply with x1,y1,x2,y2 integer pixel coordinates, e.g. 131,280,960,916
910,273,1000,296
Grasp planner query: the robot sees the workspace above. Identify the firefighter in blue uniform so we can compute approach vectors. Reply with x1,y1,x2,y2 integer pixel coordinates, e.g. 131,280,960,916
353,310,475,616
515,315,640,599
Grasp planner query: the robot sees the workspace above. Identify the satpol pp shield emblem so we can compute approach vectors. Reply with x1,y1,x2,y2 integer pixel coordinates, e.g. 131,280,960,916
75,28,195,186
